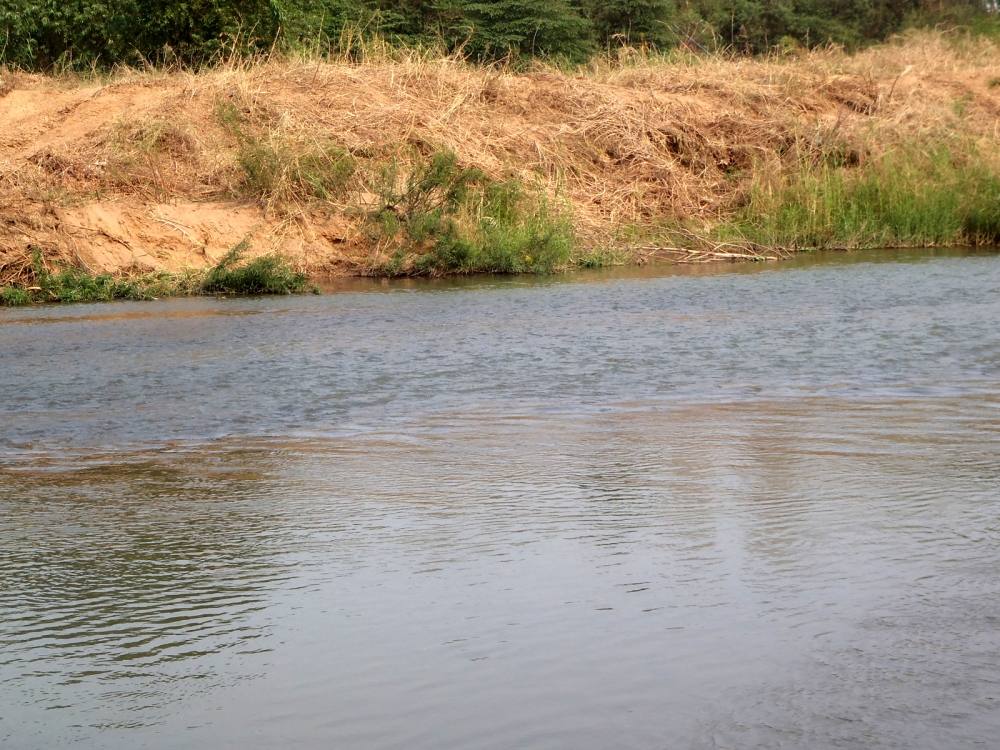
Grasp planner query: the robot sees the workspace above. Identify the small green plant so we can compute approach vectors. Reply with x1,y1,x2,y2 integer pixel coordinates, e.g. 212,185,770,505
202,240,309,295
216,98,356,208
367,150,574,276
952,94,973,118
0,286,31,306
215,100,246,132
371,149,484,232
26,249,143,303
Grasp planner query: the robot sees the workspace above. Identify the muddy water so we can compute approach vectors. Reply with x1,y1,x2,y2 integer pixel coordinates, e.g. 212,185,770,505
1,248,999,749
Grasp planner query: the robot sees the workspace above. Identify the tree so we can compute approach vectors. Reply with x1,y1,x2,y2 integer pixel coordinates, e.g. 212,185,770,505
458,0,594,62
580,0,674,48
0,0,284,68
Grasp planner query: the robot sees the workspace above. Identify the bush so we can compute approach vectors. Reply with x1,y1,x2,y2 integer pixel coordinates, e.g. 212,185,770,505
3,0,993,69
581,0,674,49
366,149,574,275
201,240,309,294
456,0,595,63
0,286,32,306
0,1,283,69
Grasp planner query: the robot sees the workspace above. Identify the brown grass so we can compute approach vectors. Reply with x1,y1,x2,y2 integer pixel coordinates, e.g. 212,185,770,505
1,29,998,285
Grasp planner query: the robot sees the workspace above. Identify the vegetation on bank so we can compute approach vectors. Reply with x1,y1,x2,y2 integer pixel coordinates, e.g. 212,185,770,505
2,141,997,304
712,147,1000,251
3,138,994,306
1,26,997,302
363,150,574,275
2,0,997,70
0,247,308,306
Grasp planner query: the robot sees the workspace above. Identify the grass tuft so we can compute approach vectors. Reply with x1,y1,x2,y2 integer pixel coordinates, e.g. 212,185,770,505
0,286,32,306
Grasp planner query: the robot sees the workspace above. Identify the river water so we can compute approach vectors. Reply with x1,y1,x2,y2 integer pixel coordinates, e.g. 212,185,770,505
1,248,999,749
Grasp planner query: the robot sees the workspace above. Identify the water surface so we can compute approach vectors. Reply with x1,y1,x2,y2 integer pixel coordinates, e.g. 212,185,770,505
2,248,999,749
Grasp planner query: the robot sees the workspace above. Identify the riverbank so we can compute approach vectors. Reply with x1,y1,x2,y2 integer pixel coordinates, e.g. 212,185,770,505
1,29,998,302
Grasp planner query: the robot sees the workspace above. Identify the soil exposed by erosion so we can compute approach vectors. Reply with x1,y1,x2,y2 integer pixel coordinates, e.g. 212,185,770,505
1,30,998,285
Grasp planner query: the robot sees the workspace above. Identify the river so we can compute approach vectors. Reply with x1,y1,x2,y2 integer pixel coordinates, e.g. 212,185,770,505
1,248,998,749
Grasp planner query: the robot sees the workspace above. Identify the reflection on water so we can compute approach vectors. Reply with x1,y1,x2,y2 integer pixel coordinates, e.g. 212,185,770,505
1,248,999,749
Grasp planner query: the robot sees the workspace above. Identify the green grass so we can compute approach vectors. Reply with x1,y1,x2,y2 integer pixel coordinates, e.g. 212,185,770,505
0,286,32,306
1,244,308,306
366,150,575,276
715,147,1000,251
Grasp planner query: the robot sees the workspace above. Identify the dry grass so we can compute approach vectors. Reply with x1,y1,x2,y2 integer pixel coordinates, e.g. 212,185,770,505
1,29,998,286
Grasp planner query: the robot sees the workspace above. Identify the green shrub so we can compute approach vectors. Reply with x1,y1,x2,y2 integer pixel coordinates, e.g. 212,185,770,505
907,1,1000,42
455,0,595,63
367,149,574,275
218,102,355,207
0,0,283,69
581,0,674,49
4,0,992,70
961,175,1000,243
201,240,309,294
0,286,31,306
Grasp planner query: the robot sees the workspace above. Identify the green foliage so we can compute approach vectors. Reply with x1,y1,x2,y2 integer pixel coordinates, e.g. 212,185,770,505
274,0,368,49
28,248,141,302
2,0,996,68
373,149,483,226
581,0,674,48
0,244,307,306
201,240,309,294
0,0,283,69
907,1,1000,41
0,286,31,306
457,0,594,62
670,0,922,53
0,248,189,304
217,102,355,206
961,176,1000,244
367,149,574,275
717,147,1000,250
